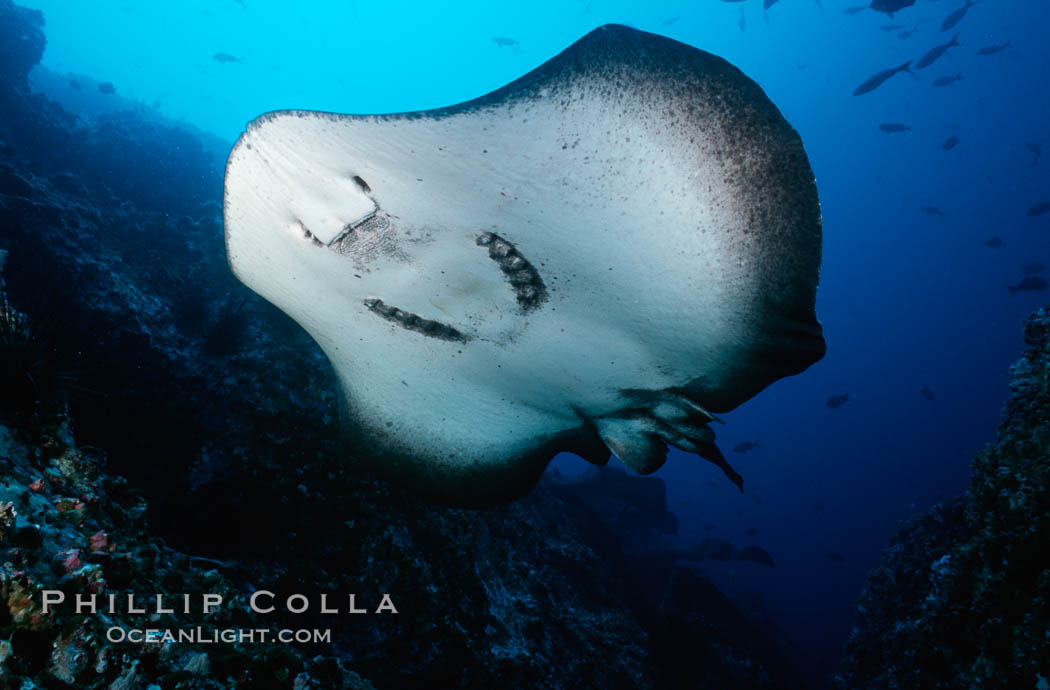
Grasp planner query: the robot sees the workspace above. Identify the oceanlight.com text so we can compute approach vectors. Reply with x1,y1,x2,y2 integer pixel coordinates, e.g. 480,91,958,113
106,626,332,644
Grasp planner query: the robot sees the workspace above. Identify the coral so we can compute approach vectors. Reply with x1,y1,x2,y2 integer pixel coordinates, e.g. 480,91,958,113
0,501,14,543
0,417,388,688
837,307,1050,689
0,410,808,689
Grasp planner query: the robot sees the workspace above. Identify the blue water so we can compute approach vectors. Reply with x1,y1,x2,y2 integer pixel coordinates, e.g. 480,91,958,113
19,0,1050,683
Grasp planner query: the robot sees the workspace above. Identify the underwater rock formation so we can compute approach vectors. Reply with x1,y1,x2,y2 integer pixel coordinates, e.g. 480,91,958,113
0,417,381,689
0,0,44,94
0,403,808,688
837,307,1050,689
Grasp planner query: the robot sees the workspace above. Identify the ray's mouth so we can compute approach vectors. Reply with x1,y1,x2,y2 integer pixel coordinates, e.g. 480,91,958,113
297,175,551,343
358,232,549,343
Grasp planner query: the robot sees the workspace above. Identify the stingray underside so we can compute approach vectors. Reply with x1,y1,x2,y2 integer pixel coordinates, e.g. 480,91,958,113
223,24,824,506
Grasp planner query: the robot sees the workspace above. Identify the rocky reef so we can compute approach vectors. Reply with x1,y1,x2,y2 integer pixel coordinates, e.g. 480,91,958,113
0,1,808,687
0,416,378,689
836,307,1050,689
0,407,809,689
0,0,44,94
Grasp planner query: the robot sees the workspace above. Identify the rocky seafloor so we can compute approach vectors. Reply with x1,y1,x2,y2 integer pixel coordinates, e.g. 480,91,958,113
0,2,807,688
835,306,1050,689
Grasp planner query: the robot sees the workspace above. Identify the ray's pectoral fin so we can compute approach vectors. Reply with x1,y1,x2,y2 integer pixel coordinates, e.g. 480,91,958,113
589,393,744,491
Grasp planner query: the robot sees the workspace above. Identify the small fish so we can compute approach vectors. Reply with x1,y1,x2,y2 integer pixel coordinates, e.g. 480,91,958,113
977,42,1010,56
853,60,912,96
984,236,1002,248
920,386,941,402
941,0,978,32
916,33,961,69
1027,202,1050,216
933,73,964,86
98,81,116,95
739,8,747,32
879,123,911,133
843,5,867,14
706,480,718,489
827,552,846,563
826,392,853,408
1006,276,1048,297
752,493,761,505
881,24,905,31
733,441,760,453
68,79,82,90
897,26,920,39
662,16,680,26
213,52,241,63
942,136,960,150
922,206,945,216
813,503,824,512
492,36,521,51
703,523,717,531
1027,143,1041,166
745,527,760,536
765,0,780,9
1022,263,1044,275
870,0,915,18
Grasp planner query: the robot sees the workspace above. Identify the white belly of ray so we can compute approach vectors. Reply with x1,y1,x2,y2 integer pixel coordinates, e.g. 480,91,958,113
224,25,825,506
